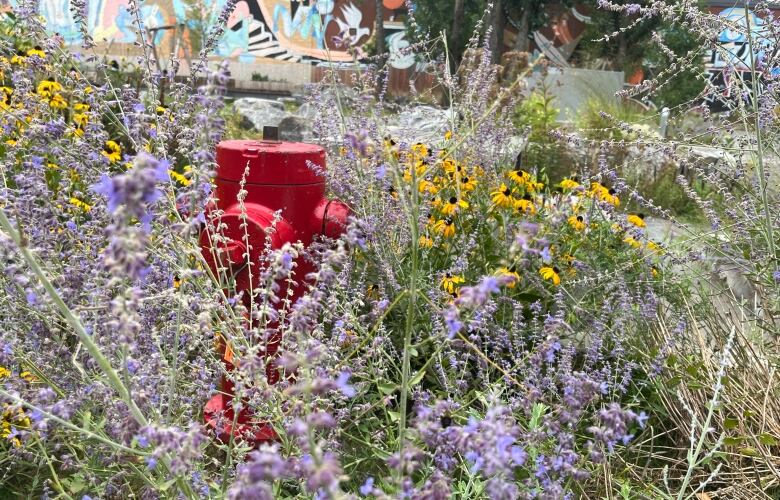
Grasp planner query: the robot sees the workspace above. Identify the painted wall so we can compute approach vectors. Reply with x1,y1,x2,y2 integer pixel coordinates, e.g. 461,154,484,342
6,0,416,69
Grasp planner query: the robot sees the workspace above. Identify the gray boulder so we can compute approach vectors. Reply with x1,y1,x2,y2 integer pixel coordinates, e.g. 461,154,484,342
278,115,312,142
233,98,287,131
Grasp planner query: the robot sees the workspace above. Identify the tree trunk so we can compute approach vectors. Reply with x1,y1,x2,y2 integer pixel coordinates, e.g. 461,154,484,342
513,7,530,52
614,13,626,72
450,0,465,68
488,0,504,63
374,0,385,58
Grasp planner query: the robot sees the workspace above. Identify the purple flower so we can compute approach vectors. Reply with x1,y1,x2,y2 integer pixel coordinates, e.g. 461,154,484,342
335,371,356,397
359,476,374,496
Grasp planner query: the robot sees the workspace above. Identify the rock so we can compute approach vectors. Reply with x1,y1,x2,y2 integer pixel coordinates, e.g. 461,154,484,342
233,98,287,131
278,115,312,142
385,105,456,142
295,102,317,120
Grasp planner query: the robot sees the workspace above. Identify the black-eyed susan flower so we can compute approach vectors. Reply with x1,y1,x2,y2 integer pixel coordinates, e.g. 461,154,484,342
0,87,12,109
169,169,191,186
26,46,45,58
491,183,514,208
507,169,530,184
559,176,580,191
539,266,561,286
10,51,26,65
69,197,92,212
646,240,664,254
440,272,465,293
623,235,641,248
102,140,121,163
0,366,9,379
458,175,477,192
601,188,620,207
497,266,520,288
412,142,429,159
388,186,398,199
49,93,67,109
627,213,646,228
173,274,182,289
515,194,536,215
441,196,469,216
433,217,456,238
426,212,436,226
419,235,434,248
568,214,586,231
418,179,438,194
73,102,90,113
72,113,88,128
36,79,62,97
444,130,452,140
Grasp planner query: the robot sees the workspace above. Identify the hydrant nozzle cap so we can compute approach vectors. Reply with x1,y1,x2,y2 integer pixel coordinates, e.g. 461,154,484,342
215,139,326,185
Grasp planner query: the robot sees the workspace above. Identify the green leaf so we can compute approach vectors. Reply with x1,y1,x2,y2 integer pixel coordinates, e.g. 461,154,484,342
758,433,778,446
410,369,425,387
377,381,396,395
723,436,744,446
388,411,400,422
157,478,178,492
739,447,760,457
723,417,739,430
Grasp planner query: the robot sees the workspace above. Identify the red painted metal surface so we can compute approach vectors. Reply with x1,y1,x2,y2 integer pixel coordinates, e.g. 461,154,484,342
200,135,350,446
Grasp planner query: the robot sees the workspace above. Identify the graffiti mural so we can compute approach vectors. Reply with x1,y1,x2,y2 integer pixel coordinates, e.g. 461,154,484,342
704,7,779,110
3,0,415,69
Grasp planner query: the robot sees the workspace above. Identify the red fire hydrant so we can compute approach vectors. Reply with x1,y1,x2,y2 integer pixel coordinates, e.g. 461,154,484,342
200,126,350,444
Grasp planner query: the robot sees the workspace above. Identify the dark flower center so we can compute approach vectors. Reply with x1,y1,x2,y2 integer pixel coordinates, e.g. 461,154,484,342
449,197,457,204
577,216,583,222
503,188,511,196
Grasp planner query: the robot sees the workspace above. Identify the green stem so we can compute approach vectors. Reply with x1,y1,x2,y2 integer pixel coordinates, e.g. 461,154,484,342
745,6,777,262
0,209,148,428
397,158,420,478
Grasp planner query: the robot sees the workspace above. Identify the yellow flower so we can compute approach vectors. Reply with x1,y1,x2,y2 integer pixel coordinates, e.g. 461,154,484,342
10,53,26,65
173,274,182,289
433,217,456,238
497,266,520,288
559,177,580,191
419,235,434,248
412,142,429,159
623,235,642,248
651,266,659,278
568,214,586,231
627,213,646,228
36,79,62,97
440,272,465,293
444,130,452,140
646,240,664,254
514,196,537,215
48,93,67,109
69,197,92,212
507,169,530,184
441,196,469,216
526,180,544,193
72,113,88,128
417,179,438,194
0,87,12,109
490,183,514,208
102,140,122,163
20,371,38,383
388,186,399,199
458,175,477,192
169,170,191,186
0,367,10,379
600,188,620,207
539,266,561,286
73,102,90,112
26,47,45,58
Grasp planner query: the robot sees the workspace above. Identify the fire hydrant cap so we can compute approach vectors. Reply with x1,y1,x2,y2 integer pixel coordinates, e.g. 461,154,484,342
215,139,326,186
